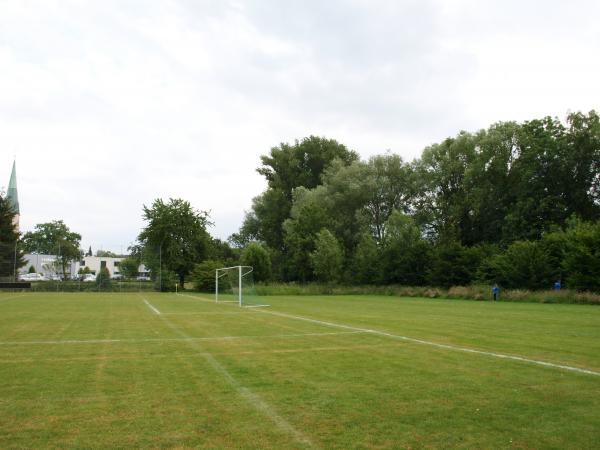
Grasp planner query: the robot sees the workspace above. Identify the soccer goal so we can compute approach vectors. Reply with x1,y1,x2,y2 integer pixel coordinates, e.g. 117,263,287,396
215,266,269,308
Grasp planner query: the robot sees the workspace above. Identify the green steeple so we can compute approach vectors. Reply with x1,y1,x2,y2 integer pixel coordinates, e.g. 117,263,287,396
7,160,19,214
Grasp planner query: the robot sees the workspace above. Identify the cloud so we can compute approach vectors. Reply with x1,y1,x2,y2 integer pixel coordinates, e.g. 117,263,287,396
1,0,599,251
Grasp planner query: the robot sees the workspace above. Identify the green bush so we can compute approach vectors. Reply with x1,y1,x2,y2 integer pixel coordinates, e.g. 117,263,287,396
427,242,489,288
191,260,224,292
155,270,178,292
252,282,600,305
478,240,556,290
241,243,271,282
562,221,600,291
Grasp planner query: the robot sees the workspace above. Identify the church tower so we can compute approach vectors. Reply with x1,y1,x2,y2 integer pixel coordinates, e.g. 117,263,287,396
7,160,19,232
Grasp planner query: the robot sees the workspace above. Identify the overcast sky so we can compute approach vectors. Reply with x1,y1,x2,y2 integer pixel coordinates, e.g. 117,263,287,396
1,0,599,253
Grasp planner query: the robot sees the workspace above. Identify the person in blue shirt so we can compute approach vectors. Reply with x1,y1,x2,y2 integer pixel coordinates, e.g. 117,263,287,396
492,284,499,301
554,279,561,290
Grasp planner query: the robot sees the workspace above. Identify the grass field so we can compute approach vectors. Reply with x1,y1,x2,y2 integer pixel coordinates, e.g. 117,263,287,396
1,292,600,449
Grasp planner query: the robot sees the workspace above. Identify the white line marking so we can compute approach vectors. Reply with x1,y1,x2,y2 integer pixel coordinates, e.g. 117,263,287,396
143,295,313,448
177,292,600,377
177,293,217,302
255,310,600,378
178,293,270,308
143,299,161,315
161,312,247,316
0,331,366,346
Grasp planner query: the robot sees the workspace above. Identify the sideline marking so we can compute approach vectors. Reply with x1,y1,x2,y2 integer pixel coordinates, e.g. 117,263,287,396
0,331,365,346
255,309,600,378
177,292,600,377
143,299,161,315
141,295,313,448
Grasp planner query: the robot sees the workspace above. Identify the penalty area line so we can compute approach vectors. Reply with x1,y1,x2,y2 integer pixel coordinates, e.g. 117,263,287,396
143,299,161,315
255,309,600,378
154,308,314,447
176,293,270,308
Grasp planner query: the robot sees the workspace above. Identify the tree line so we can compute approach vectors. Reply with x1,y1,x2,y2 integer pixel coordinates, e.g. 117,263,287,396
228,111,600,291
3,110,599,292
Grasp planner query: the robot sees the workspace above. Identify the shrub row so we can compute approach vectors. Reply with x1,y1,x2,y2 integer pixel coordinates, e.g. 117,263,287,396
253,283,600,305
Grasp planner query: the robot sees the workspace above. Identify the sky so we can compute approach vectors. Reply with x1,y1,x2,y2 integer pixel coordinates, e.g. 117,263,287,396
1,0,599,253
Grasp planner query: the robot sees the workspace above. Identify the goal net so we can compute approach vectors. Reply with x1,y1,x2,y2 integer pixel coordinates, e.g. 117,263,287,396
215,266,269,307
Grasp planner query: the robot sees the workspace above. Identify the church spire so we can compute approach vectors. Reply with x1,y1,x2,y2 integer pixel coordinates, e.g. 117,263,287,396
7,160,19,230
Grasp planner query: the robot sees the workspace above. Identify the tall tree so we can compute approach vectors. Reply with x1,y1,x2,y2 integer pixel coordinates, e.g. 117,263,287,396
21,220,81,280
245,136,358,251
563,111,600,219
136,198,211,289
0,193,25,280
415,132,478,244
283,187,331,281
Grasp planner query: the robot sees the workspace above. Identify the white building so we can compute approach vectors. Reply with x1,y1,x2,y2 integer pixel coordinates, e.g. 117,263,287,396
21,254,60,277
20,254,148,279
74,256,123,277
72,256,149,278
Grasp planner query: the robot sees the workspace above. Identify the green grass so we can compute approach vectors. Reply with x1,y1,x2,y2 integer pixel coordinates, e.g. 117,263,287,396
1,292,600,449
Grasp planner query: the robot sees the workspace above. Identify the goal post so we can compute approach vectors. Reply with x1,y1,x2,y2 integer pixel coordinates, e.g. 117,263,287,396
215,265,269,307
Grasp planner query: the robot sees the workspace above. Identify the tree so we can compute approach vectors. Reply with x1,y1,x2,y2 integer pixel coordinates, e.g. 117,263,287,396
415,132,478,244
561,219,600,291
381,211,430,285
208,238,239,267
427,242,488,288
0,192,25,280
363,154,414,244
311,229,344,283
257,136,359,201
192,259,224,292
21,220,81,280
283,187,331,281
240,242,272,282
478,240,556,290
136,198,211,289
96,250,118,257
246,136,359,251
352,233,382,284
119,257,140,279
96,267,111,289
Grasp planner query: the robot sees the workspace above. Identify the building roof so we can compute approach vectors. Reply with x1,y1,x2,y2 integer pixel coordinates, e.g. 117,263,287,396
7,160,19,214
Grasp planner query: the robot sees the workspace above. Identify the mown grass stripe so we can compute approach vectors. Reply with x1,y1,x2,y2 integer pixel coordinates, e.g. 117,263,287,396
257,309,600,377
